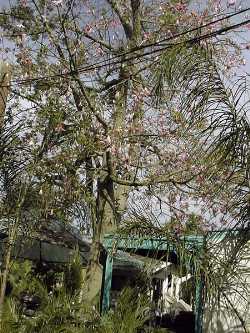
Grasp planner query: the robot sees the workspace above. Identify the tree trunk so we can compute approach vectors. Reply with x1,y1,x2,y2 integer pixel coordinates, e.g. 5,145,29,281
0,184,28,320
0,61,11,129
0,225,16,320
0,61,12,321
84,0,142,304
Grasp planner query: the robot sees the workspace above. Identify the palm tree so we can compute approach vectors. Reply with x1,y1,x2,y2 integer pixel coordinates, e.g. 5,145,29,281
123,42,250,331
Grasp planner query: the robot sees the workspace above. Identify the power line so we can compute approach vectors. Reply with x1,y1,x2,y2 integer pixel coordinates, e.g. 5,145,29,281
0,6,249,46
37,7,250,74
72,7,250,77
7,15,250,87
117,7,250,56
76,16,250,75
0,8,249,87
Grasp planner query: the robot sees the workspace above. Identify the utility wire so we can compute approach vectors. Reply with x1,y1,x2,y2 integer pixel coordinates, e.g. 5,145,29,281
109,7,250,58
75,16,250,75
0,6,248,43
1,8,250,87
72,7,250,77
1,9,249,65
8,16,250,87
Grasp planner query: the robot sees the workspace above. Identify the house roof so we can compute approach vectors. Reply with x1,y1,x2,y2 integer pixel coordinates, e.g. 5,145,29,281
0,220,92,265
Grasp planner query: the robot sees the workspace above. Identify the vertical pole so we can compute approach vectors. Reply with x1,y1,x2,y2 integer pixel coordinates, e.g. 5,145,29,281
195,275,204,333
101,252,113,313
175,279,181,301
170,275,175,296
162,274,168,297
194,236,205,333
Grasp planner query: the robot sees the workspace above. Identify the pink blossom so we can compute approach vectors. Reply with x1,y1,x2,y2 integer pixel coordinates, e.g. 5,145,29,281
179,152,188,162
227,0,236,7
84,24,93,34
20,0,28,7
110,20,119,28
96,47,104,55
175,3,187,12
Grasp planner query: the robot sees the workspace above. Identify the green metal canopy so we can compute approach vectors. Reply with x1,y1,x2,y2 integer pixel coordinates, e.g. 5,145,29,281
101,233,205,333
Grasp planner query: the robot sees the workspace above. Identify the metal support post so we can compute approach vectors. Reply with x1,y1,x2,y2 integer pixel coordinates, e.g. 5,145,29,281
101,252,113,313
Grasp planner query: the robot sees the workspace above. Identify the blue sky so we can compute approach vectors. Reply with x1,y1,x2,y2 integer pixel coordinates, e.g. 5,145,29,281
0,0,249,69
0,0,248,228
0,0,249,100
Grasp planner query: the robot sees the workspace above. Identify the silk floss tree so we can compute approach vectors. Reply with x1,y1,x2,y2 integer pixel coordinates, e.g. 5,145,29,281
0,0,249,308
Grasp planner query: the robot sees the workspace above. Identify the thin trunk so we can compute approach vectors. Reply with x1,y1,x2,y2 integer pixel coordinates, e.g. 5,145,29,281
0,61,11,130
0,182,28,320
0,228,15,316
0,61,12,320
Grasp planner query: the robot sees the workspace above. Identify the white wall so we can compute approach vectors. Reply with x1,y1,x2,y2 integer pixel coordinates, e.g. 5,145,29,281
203,241,250,333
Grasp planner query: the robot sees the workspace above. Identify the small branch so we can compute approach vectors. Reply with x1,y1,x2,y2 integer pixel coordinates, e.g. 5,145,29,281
110,172,196,187
83,32,114,52
222,292,247,332
73,73,108,131
106,0,133,39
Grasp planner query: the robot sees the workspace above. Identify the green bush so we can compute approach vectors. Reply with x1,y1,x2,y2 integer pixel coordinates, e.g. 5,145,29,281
1,260,170,333
99,288,150,333
1,287,154,333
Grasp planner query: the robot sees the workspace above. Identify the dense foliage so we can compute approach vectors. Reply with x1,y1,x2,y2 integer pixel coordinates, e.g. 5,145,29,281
0,0,249,330
1,261,163,333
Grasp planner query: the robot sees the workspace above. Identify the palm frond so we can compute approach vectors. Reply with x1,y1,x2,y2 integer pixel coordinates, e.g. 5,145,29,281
151,43,250,229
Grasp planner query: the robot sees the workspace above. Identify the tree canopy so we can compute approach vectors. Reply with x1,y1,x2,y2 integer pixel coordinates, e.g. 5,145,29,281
0,0,249,304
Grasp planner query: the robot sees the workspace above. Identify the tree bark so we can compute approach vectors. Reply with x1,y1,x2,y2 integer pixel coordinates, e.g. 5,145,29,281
0,61,11,130
84,0,143,304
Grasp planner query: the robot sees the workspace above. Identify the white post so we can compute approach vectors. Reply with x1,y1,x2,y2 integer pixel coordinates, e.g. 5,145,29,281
175,279,181,301
170,275,175,296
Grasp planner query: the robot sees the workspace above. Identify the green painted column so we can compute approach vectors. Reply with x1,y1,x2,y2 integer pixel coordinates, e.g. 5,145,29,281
194,235,206,333
102,252,113,313
195,275,204,333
